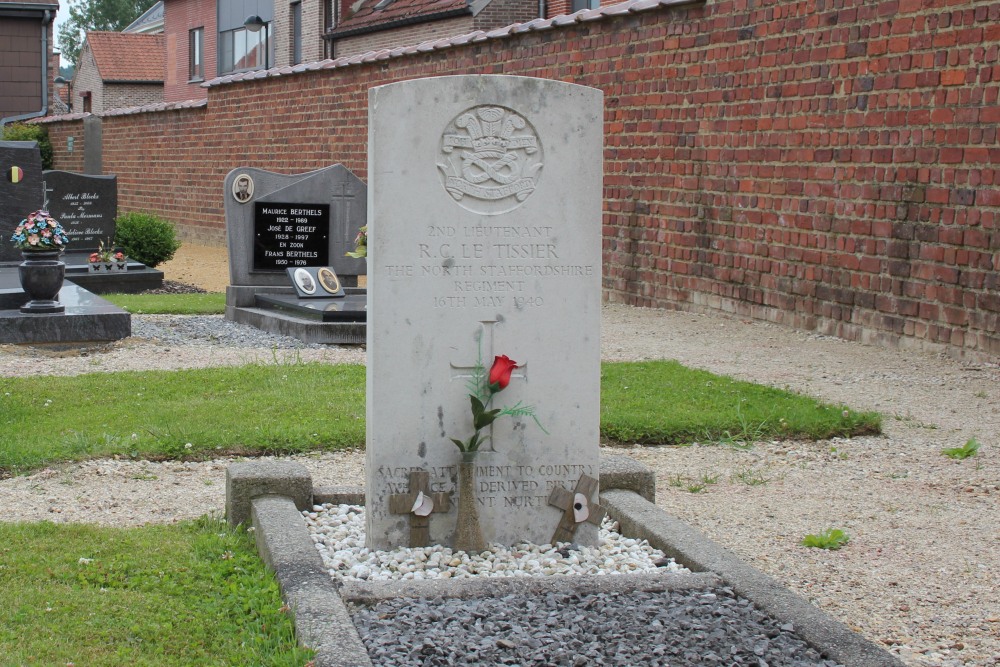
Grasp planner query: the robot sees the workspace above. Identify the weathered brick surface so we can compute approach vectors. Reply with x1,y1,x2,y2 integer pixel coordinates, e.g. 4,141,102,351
163,0,217,102
332,16,475,57
38,0,1000,359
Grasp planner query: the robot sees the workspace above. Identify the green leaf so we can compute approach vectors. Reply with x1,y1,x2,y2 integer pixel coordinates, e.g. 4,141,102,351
941,437,980,460
450,438,467,452
801,528,850,550
474,411,501,431
470,395,486,418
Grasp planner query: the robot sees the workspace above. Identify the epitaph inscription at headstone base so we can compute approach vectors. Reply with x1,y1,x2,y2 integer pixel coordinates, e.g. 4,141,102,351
366,75,604,550
223,165,367,290
0,141,44,264
42,171,118,253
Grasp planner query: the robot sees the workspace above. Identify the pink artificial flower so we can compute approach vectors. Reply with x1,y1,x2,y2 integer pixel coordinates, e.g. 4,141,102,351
27,234,39,245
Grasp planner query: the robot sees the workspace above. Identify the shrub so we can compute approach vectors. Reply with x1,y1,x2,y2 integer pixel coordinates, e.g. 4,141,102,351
115,211,181,268
1,123,54,169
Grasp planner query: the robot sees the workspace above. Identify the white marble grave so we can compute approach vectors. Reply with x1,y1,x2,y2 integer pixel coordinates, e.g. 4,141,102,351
366,75,603,550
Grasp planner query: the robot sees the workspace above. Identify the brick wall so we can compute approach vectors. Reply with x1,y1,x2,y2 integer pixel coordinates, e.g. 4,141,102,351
44,118,86,173
332,16,473,57
39,0,1000,360
70,43,104,113
474,0,538,29
103,83,164,110
163,0,217,102
274,0,326,66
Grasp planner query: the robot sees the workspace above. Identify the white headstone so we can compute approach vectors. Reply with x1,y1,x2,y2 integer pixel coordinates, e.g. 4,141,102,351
366,75,603,550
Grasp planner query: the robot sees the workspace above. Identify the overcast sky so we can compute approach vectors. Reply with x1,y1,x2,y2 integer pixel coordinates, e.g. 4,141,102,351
53,2,70,67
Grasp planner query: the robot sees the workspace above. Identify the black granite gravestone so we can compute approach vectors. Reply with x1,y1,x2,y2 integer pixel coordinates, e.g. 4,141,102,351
223,165,367,344
43,171,118,253
0,141,44,264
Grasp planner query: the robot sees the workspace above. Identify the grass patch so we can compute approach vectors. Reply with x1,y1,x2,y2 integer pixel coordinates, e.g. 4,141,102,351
600,360,880,445
0,517,312,666
102,292,226,315
1,360,881,475
0,363,365,474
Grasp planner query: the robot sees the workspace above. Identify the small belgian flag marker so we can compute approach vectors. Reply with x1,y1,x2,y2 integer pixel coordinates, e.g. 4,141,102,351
8,166,24,183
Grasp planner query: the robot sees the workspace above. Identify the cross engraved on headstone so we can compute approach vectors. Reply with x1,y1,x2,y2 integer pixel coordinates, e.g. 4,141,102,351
449,320,527,452
42,179,54,209
387,469,451,547
330,182,356,245
548,474,604,545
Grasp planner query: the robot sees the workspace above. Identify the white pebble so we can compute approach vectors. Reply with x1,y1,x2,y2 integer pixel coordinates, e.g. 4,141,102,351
302,503,688,583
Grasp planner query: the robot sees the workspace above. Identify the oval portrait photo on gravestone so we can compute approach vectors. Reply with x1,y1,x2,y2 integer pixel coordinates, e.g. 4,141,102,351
293,267,316,294
317,267,341,294
437,105,544,216
232,174,254,203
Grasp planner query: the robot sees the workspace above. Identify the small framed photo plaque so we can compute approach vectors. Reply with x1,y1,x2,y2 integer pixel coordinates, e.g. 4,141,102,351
287,266,345,298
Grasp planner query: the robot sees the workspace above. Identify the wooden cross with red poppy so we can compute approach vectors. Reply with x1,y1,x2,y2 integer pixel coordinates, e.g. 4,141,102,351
387,469,451,547
548,474,605,545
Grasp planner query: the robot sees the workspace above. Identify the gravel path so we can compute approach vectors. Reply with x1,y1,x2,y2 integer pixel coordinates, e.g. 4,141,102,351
1,304,997,666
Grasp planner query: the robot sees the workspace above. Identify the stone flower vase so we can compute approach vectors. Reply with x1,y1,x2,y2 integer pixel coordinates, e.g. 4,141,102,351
453,451,486,553
19,250,66,314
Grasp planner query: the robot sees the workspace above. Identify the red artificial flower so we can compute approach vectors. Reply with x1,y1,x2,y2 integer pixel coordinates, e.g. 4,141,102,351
488,355,519,390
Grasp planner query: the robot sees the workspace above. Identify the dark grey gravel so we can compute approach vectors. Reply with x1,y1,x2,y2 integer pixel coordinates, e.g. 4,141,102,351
143,280,210,294
131,314,330,349
351,587,844,667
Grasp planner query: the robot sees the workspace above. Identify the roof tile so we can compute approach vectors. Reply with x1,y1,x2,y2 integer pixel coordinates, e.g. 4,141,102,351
85,32,164,82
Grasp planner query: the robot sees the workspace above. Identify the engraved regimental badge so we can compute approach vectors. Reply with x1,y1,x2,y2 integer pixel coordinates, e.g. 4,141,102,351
437,106,543,215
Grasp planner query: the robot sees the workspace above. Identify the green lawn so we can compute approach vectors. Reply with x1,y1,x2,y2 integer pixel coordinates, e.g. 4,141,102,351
0,517,313,666
0,295,882,664
0,360,879,476
102,292,226,315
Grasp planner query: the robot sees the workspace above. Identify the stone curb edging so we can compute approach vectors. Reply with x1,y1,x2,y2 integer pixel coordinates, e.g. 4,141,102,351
250,494,374,667
233,460,902,666
600,489,905,667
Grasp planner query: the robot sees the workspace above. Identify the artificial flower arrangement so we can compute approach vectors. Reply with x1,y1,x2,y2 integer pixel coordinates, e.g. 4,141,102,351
9,210,70,252
345,225,367,259
88,240,127,271
449,353,547,454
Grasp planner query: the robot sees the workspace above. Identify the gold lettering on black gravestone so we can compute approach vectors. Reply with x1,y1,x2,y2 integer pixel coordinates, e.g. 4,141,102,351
253,202,331,271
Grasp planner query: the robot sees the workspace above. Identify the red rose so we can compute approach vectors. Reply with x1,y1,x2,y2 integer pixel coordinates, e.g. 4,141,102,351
488,355,519,390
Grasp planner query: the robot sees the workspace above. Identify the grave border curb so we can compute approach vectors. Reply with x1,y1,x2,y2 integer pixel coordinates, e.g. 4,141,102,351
250,494,374,667
233,459,902,667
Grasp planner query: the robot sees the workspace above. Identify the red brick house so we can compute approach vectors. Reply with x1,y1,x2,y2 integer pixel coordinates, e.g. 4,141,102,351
70,32,165,113
162,0,216,102
0,0,59,125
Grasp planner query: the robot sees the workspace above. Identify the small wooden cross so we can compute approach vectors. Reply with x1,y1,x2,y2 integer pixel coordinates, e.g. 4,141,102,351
548,474,605,545
387,469,451,547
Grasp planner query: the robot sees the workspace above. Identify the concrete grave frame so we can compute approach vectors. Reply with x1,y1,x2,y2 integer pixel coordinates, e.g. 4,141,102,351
226,456,903,667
